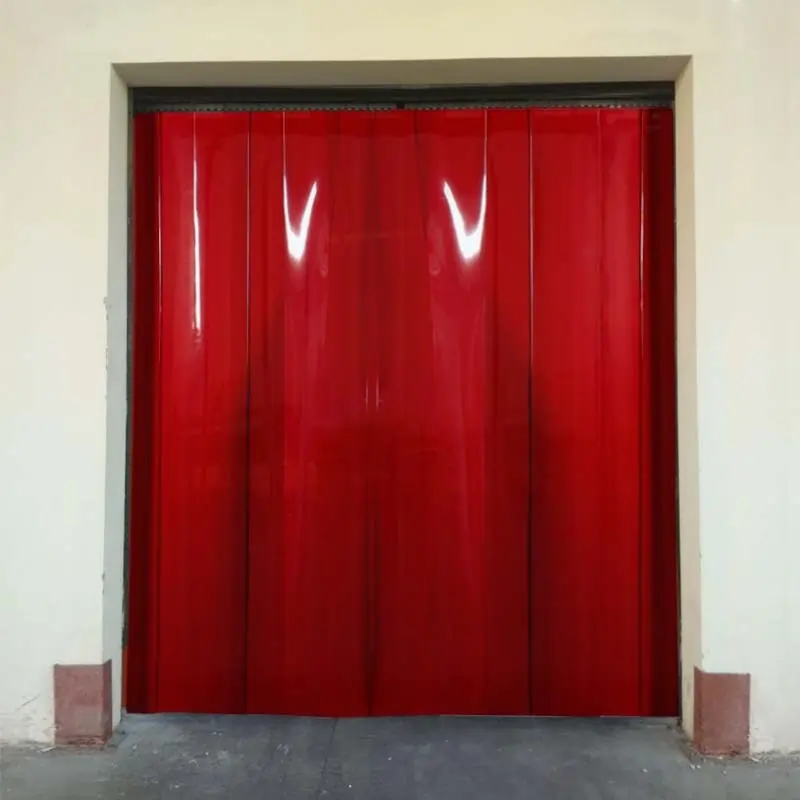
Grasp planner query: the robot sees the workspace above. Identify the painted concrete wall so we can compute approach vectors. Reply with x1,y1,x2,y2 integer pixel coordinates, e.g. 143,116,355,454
1,0,798,752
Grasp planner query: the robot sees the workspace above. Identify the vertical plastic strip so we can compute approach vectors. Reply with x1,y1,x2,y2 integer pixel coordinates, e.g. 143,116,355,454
639,109,655,713
155,112,250,712
126,113,161,712
643,108,680,716
246,111,372,716
598,110,645,714
530,109,645,715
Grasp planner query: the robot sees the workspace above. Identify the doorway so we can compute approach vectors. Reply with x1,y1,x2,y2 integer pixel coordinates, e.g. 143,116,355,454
126,93,678,718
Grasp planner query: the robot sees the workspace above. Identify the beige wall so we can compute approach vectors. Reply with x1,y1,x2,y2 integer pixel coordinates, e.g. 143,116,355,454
1,0,798,752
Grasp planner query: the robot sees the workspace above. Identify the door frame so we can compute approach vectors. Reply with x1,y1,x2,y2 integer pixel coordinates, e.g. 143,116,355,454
117,66,693,731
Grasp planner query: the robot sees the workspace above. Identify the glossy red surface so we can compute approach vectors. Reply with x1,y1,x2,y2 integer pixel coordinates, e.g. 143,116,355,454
126,113,159,713
247,111,372,715
530,110,643,715
528,109,677,717
643,109,679,716
130,113,251,712
127,107,678,718
369,110,531,715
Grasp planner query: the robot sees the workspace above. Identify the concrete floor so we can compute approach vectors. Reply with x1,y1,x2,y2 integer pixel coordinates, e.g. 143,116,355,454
1,715,798,799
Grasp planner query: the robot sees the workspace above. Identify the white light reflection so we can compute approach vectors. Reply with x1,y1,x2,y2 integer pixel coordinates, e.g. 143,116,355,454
192,117,202,332
282,113,318,265
442,112,488,265
283,177,318,264
442,173,487,263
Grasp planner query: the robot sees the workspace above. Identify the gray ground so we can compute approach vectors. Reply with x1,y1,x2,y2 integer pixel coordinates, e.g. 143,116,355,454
2,714,798,799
